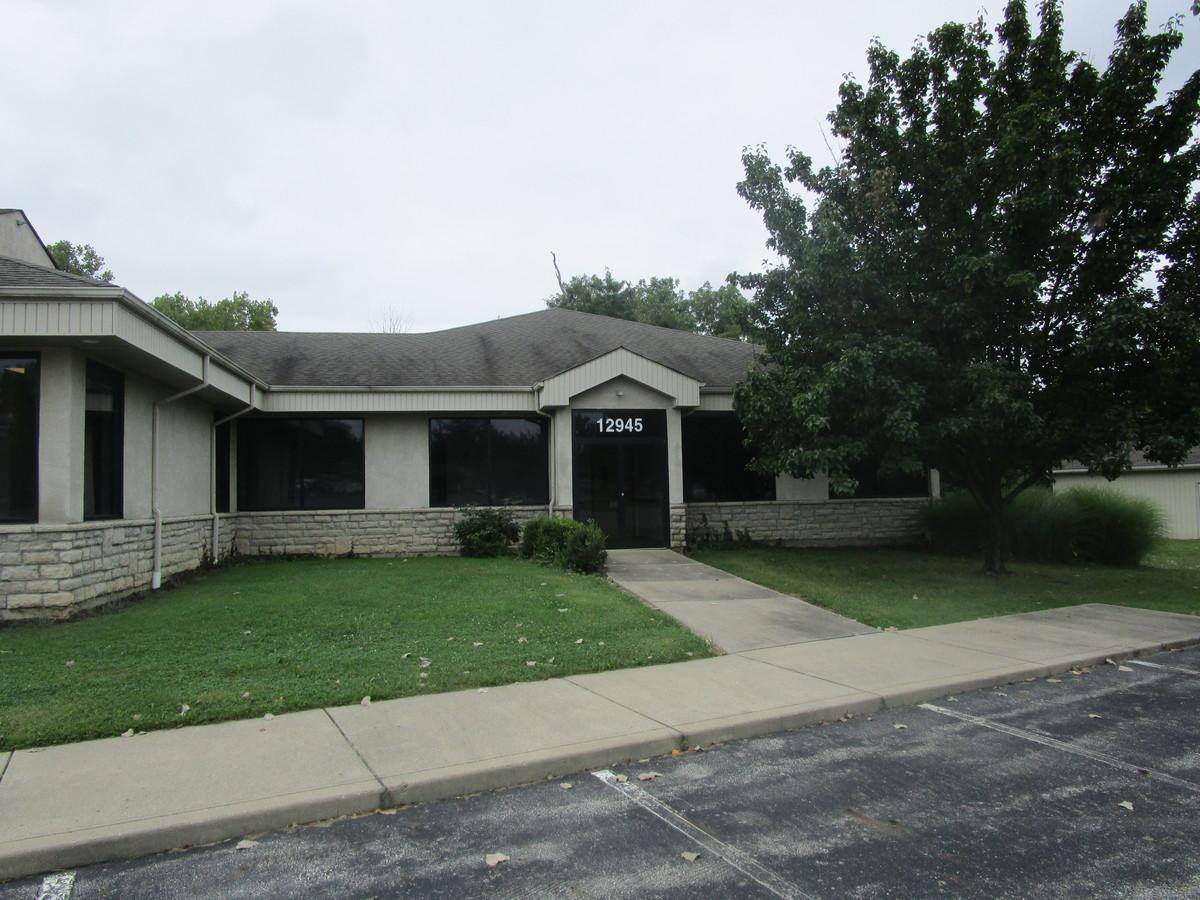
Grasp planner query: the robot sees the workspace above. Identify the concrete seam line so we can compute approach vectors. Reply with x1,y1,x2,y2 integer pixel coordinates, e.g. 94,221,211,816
918,704,1200,794
321,709,395,809
1127,659,1200,677
561,678,685,737
36,870,75,900
591,769,812,900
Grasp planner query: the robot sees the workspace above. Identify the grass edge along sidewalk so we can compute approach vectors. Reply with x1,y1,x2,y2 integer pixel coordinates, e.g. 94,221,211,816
690,541,1200,630
0,556,713,752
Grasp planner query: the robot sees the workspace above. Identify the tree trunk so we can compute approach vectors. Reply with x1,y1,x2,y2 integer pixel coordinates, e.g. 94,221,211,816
980,493,1008,575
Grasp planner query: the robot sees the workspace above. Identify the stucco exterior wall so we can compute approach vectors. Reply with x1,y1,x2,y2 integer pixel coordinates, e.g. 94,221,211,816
776,472,830,501
124,373,214,518
365,414,430,508
37,348,86,523
1053,470,1200,540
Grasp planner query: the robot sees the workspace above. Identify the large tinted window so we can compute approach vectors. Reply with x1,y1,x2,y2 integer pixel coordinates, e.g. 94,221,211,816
84,361,124,520
682,413,775,502
0,353,39,522
848,457,927,498
430,417,548,506
237,418,364,511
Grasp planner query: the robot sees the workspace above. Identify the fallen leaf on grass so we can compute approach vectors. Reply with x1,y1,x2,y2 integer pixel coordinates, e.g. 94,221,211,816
121,728,135,738
400,652,412,659
526,661,537,667
263,713,274,720
65,660,75,667
1118,801,1134,811
517,637,529,644
235,840,260,850
681,851,701,862
484,853,510,868
473,642,483,647
419,658,432,668
575,638,584,644
883,626,898,633
419,673,429,679
557,608,569,613
179,704,190,716
360,696,371,707
241,691,251,699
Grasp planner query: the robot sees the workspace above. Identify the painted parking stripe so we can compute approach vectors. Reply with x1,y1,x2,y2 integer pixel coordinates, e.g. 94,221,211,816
35,871,75,900
592,769,811,900
919,704,1200,793
1127,659,1200,677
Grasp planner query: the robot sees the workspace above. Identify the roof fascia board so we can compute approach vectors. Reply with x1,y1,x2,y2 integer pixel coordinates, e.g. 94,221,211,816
538,346,703,408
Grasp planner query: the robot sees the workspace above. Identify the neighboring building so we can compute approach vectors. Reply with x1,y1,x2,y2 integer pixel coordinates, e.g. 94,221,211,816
0,217,930,621
1053,450,1200,540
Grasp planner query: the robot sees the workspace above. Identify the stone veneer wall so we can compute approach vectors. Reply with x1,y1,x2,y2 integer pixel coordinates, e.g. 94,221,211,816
231,506,548,558
683,498,928,548
0,515,234,621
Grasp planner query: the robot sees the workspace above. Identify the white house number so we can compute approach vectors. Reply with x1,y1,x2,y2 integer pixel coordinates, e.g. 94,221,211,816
595,416,644,433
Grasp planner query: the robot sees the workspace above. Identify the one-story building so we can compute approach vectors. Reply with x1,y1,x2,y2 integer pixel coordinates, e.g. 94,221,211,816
1,212,931,620
1053,449,1200,540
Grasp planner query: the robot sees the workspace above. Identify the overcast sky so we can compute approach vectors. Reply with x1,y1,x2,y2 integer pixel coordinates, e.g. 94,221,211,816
3,1,1195,332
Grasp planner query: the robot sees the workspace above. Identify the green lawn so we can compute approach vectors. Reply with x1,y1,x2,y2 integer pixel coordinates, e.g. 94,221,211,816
691,540,1200,631
0,557,712,751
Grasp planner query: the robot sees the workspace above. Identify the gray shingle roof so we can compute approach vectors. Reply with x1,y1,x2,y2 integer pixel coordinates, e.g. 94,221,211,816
0,254,114,288
195,308,760,388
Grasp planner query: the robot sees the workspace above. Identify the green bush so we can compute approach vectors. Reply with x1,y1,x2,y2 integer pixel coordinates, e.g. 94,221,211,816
453,507,520,557
922,487,1163,567
1068,487,1164,567
520,515,608,573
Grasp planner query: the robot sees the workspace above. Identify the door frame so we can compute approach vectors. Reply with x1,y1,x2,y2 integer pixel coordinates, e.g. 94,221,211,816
570,408,670,549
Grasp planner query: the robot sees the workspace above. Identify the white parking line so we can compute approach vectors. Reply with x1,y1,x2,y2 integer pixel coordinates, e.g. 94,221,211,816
35,871,75,900
592,769,812,900
920,704,1200,793
1127,659,1200,677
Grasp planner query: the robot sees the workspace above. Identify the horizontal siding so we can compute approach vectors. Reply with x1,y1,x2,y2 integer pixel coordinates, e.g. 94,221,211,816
261,389,537,413
697,392,734,411
0,300,115,335
540,347,701,407
1053,471,1200,540
113,306,205,377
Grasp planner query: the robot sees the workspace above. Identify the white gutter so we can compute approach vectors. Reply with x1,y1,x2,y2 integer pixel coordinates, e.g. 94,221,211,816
152,356,210,589
210,384,257,563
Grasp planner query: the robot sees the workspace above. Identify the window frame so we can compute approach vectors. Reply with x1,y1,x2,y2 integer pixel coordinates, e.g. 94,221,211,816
83,360,125,521
0,350,41,524
236,416,366,512
428,415,550,508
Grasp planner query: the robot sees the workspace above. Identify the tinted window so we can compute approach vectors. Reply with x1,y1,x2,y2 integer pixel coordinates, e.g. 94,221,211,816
84,361,124,520
682,413,775,502
215,421,231,513
237,418,364,511
429,417,548,507
848,457,927,498
0,353,39,522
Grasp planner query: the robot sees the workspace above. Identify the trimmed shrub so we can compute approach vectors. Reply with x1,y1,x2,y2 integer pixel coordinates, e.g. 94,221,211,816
922,487,1164,567
519,515,608,573
453,507,520,557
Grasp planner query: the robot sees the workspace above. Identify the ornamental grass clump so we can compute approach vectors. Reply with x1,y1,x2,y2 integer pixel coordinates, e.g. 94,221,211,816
922,487,1163,568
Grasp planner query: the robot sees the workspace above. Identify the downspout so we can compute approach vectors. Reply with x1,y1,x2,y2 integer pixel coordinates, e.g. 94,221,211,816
210,383,256,565
151,356,210,589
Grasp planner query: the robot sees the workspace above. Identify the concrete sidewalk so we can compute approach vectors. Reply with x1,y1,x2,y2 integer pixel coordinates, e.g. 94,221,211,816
2,603,1198,881
607,548,875,650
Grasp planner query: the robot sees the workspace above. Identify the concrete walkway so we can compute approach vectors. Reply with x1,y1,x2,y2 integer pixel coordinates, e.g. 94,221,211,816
607,549,874,651
1,602,1198,881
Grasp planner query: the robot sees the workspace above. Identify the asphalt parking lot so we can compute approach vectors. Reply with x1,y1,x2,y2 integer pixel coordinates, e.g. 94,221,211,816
6,645,1200,900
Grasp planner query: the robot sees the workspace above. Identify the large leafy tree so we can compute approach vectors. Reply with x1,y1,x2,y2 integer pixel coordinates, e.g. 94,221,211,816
150,291,279,331
547,263,751,337
45,240,114,282
734,1,1200,572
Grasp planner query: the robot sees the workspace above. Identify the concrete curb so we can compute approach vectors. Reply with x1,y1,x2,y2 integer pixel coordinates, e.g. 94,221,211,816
1,631,1195,883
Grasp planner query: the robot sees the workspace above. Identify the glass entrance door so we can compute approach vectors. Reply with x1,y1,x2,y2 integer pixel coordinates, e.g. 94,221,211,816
572,410,669,548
